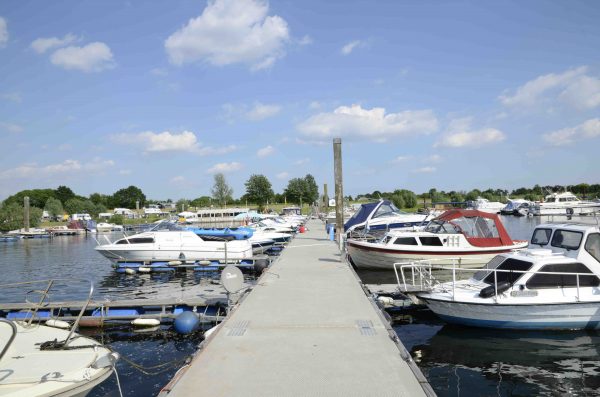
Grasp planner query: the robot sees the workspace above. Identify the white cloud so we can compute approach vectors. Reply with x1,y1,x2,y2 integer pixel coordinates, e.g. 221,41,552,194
293,157,310,165
119,169,132,175
246,103,281,120
0,17,7,48
424,154,442,163
0,122,23,133
30,34,78,54
499,66,600,110
390,155,412,164
543,118,600,146
298,35,312,46
170,175,186,184
50,42,115,72
435,118,506,148
0,158,114,179
206,161,242,174
341,40,364,55
1,92,22,103
165,0,290,71
412,166,436,173
298,104,438,142
256,145,275,157
308,101,321,110
112,130,238,156
276,171,289,179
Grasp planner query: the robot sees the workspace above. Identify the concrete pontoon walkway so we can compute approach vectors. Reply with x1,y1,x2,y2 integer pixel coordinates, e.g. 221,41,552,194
163,219,433,397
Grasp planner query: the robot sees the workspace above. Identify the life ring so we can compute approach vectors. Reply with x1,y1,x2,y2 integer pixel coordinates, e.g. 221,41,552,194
566,208,574,216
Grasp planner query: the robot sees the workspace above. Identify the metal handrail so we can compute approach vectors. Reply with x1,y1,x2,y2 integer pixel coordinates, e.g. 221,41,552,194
0,278,94,348
395,262,597,301
0,319,17,361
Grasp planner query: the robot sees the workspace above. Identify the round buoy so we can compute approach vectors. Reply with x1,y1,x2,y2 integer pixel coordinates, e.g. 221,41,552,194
174,312,199,334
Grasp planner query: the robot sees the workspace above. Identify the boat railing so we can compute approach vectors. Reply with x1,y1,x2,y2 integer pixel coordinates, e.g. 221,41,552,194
396,262,596,302
0,278,94,347
0,318,17,362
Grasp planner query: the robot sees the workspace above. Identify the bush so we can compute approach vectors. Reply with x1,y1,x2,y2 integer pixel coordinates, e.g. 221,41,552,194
108,214,124,225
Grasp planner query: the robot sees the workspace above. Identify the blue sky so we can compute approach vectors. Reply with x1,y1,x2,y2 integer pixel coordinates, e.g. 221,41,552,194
1,0,599,201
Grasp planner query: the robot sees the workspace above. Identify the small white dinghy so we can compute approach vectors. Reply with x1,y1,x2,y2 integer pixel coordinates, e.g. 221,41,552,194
0,319,118,397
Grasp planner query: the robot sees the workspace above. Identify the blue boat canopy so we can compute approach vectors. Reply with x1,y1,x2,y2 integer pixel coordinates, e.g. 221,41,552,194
344,201,382,231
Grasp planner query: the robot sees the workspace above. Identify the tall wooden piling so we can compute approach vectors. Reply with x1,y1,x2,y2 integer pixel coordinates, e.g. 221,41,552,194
333,138,344,243
24,196,30,232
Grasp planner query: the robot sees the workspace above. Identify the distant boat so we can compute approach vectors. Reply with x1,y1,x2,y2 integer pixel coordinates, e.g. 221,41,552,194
530,191,600,216
347,209,528,270
466,197,505,214
500,198,532,216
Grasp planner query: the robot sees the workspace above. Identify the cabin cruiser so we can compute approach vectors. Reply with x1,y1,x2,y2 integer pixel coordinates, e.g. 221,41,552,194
95,230,253,261
248,220,295,234
404,222,600,329
344,200,431,236
530,191,600,216
500,198,532,216
347,209,528,270
466,197,505,214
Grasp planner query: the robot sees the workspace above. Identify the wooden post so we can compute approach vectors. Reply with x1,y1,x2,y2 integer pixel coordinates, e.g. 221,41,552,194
333,138,344,245
24,196,30,232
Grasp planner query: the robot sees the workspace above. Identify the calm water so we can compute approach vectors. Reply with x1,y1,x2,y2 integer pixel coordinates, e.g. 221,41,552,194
2,215,600,396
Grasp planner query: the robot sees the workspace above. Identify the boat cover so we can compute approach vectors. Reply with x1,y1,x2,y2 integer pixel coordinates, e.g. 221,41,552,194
343,201,382,231
435,209,514,247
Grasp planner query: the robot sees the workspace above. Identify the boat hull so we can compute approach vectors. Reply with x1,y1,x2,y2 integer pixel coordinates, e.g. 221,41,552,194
531,203,600,216
420,297,600,330
95,246,252,262
347,242,515,270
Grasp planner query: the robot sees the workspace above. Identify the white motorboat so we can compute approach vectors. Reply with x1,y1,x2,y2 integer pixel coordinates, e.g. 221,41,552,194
0,279,118,396
96,222,116,233
347,209,528,270
466,197,505,214
530,191,600,216
95,230,253,262
500,198,532,216
403,222,600,330
344,200,431,236
248,220,294,234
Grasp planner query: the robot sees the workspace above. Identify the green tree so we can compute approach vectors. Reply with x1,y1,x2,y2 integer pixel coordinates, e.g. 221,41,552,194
108,214,124,225
464,189,482,201
111,185,146,209
390,194,405,209
89,193,110,207
303,174,319,204
0,202,43,232
4,189,56,208
190,196,212,208
211,173,233,206
284,178,308,205
176,199,190,212
55,185,75,204
245,174,274,208
44,197,64,219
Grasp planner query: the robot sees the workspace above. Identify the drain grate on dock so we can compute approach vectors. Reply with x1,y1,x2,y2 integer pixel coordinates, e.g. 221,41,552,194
356,320,376,336
227,320,250,336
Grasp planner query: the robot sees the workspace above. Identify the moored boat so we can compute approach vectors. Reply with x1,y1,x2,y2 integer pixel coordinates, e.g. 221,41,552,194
347,209,528,270
406,222,600,329
530,191,600,216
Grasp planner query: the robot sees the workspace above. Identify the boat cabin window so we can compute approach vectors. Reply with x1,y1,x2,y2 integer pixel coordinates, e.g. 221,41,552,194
585,233,600,263
551,229,583,251
419,236,443,246
424,220,460,234
482,258,533,285
394,237,418,246
526,263,600,289
116,237,154,244
531,228,552,246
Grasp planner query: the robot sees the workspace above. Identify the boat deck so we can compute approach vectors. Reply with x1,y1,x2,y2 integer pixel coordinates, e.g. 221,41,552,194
161,219,433,397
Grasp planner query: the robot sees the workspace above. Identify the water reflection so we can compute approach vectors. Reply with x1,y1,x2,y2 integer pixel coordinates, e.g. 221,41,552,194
394,312,600,396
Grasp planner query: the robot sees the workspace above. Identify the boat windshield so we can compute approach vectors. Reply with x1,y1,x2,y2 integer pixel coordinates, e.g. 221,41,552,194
373,202,406,219
424,220,460,234
473,255,533,284
450,216,500,238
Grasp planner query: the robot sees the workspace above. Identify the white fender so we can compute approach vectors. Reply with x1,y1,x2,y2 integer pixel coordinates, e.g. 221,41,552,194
46,319,71,329
131,318,161,327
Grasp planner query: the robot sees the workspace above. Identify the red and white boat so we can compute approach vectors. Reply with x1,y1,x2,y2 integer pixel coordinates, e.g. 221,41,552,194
347,209,528,270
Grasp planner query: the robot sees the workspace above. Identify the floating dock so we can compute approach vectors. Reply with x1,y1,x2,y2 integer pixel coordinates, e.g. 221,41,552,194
160,219,434,396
